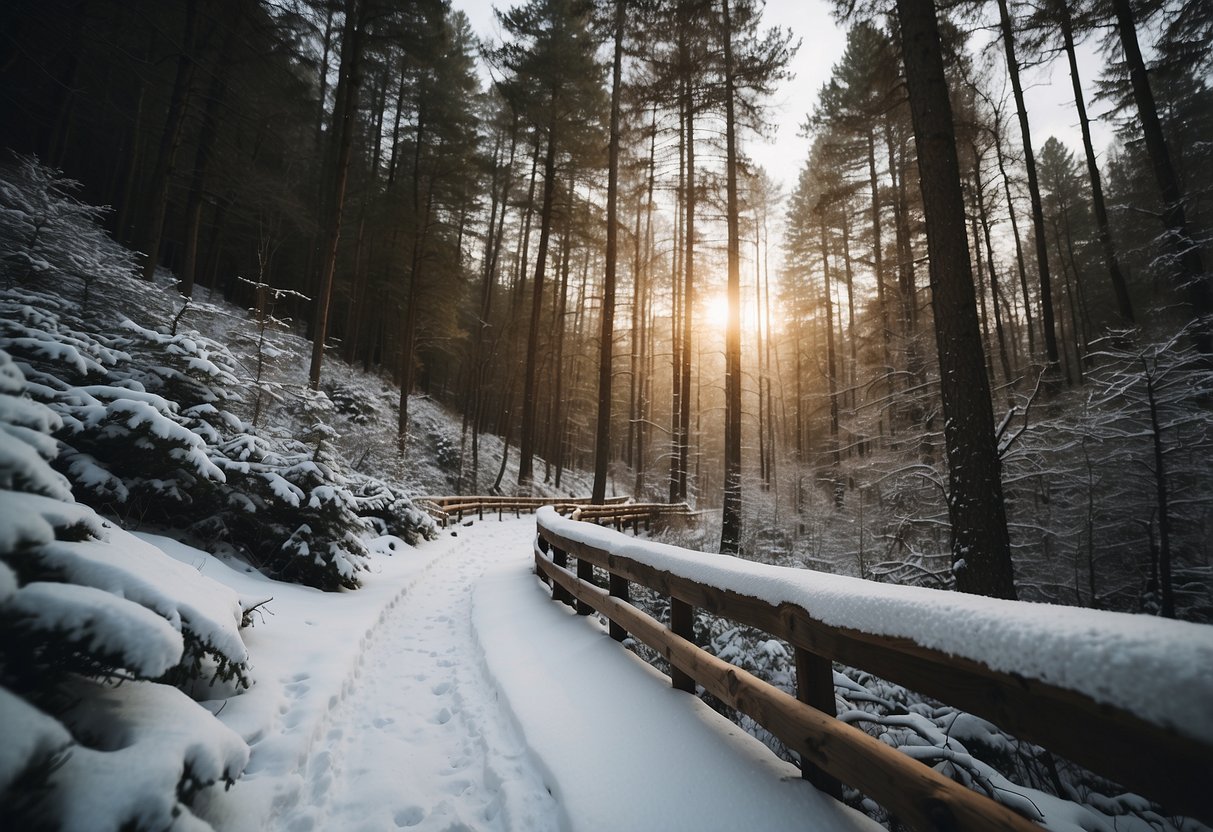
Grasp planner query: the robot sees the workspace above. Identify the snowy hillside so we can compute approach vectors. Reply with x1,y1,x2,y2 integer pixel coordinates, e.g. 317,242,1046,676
0,157,588,829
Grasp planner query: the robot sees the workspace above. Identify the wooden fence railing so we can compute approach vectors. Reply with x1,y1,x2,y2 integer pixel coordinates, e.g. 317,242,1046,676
533,507,1213,832
416,494,694,531
414,495,623,526
567,501,699,534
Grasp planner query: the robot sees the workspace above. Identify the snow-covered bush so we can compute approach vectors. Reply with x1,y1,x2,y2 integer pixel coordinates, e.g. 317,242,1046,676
0,157,437,590
0,349,250,830
0,154,135,308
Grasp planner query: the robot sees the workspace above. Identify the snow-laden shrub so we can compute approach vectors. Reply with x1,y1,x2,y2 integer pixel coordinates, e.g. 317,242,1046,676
0,155,135,308
0,350,250,830
0,158,437,590
207,433,374,590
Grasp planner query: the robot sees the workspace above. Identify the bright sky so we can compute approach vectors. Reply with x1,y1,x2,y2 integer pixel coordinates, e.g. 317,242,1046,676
451,0,1115,197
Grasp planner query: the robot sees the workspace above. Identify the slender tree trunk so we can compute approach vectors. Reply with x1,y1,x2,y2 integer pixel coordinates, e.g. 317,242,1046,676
720,0,743,554
1058,3,1134,324
870,131,894,400
398,112,439,453
1112,0,1211,351
137,0,200,281
593,0,626,504
518,107,559,485
180,15,238,298
994,129,1036,362
636,109,658,497
678,97,696,503
896,0,1017,598
974,154,1015,386
971,210,998,385
819,215,842,500
308,0,365,389
995,0,1060,374
669,85,686,502
1143,361,1174,617
315,3,334,153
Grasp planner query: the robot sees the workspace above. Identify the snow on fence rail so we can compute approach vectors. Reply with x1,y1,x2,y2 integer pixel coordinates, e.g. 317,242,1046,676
533,507,1213,831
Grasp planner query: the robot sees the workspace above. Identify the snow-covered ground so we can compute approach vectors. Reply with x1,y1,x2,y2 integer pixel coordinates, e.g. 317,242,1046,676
154,518,876,832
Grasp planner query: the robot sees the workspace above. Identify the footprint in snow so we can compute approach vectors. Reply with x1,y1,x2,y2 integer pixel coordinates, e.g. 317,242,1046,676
393,806,425,827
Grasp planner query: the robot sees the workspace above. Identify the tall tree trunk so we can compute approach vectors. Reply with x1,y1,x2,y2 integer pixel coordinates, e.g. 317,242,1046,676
994,128,1036,361
308,0,365,389
1142,361,1174,617
676,48,698,502
398,109,438,453
974,153,1015,386
1058,3,1134,324
593,0,626,504
995,0,1061,374
180,14,238,298
314,3,335,153
136,0,200,282
896,0,1017,599
869,131,894,401
518,107,559,485
635,110,658,497
819,215,842,501
669,84,686,502
1112,0,1211,351
720,0,743,554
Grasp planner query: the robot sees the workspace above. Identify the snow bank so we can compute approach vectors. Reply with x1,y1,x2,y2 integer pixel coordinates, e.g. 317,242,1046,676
50,678,249,832
537,507,1213,744
0,688,71,794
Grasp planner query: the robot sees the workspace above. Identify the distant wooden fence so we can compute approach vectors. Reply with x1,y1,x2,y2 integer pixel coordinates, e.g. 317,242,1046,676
416,494,696,531
534,509,1213,832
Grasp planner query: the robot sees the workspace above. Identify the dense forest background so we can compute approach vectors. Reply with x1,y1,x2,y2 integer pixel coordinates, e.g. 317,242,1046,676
1,0,1210,619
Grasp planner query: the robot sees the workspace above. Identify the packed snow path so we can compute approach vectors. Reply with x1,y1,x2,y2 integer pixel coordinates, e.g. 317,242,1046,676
178,518,878,832
266,523,559,832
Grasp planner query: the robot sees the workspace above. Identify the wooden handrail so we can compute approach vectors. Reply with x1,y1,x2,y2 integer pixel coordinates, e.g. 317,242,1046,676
414,494,636,527
534,509,1213,830
414,495,691,529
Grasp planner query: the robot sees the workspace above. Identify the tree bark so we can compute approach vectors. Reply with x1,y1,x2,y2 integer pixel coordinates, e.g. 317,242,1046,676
896,0,1017,598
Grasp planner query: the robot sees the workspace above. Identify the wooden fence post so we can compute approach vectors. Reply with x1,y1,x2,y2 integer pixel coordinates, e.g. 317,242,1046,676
609,572,629,641
536,535,551,586
576,559,594,615
795,646,842,798
552,547,573,606
670,598,695,692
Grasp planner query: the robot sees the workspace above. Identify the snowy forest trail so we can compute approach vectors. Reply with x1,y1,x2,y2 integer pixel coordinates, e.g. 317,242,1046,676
267,518,560,832
224,514,878,832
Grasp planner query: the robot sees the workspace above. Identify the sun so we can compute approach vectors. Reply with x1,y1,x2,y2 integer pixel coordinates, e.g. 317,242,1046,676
704,294,730,331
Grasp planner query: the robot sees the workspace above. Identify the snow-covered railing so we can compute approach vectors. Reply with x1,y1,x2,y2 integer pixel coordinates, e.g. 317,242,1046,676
533,507,1213,831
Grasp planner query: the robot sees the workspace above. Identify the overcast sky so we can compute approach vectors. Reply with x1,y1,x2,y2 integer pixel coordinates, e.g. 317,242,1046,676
450,0,1116,195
